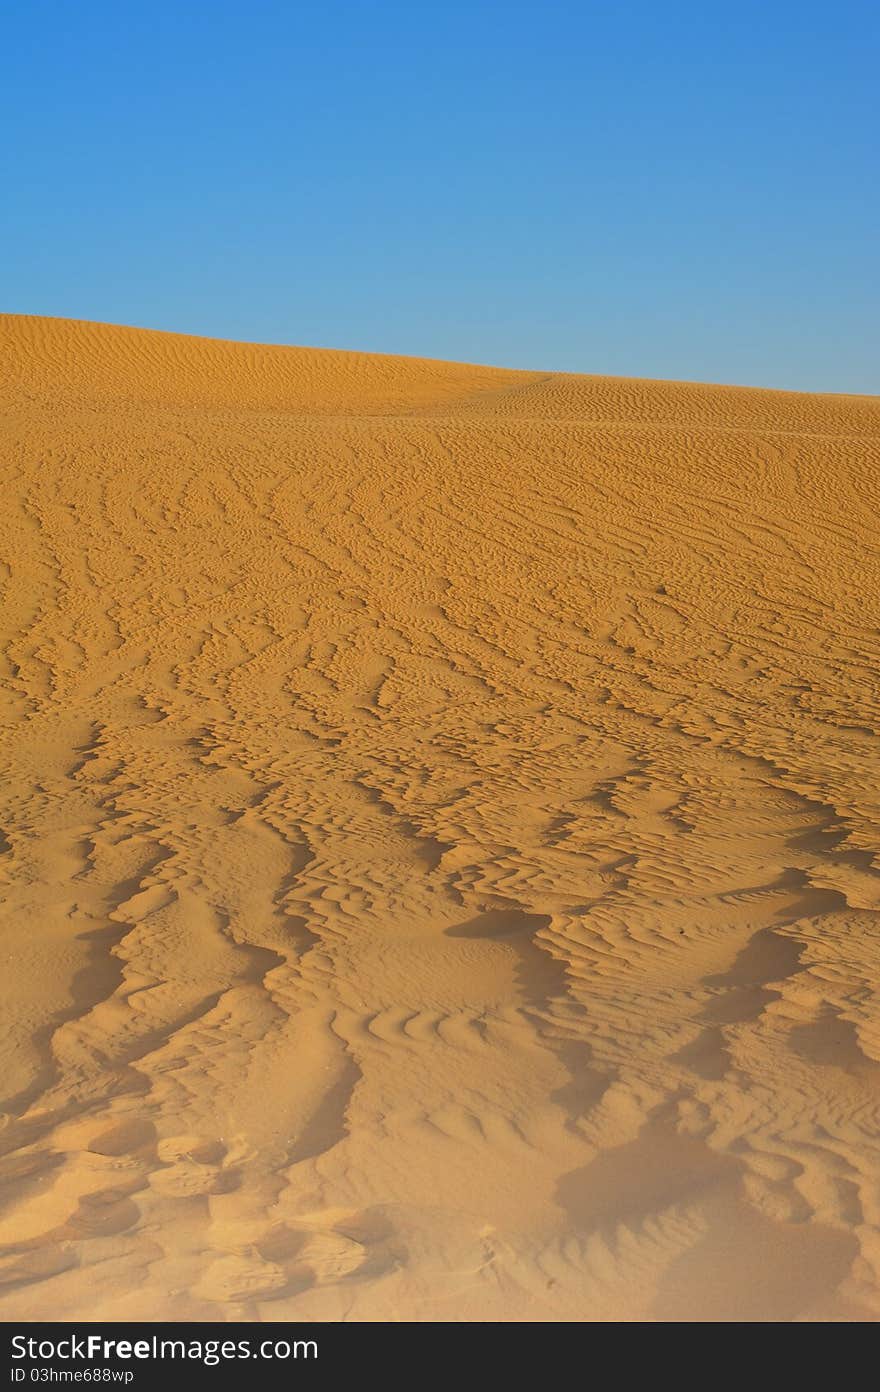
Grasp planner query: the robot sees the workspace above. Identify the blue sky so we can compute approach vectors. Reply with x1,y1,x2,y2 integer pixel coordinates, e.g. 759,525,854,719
3,1,877,391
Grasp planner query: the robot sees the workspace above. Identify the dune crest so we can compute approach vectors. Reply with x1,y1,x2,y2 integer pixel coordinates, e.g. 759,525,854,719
1,315,880,1321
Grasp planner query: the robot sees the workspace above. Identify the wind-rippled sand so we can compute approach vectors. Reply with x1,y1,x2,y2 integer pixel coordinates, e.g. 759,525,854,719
2,315,880,1321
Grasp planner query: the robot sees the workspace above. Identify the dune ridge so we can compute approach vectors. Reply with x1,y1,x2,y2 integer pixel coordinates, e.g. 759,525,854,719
1,314,880,1320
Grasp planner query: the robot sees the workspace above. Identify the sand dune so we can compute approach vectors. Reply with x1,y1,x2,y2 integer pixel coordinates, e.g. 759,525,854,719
1,314,880,1321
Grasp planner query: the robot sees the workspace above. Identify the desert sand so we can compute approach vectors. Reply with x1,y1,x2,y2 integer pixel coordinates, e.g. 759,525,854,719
1,314,880,1321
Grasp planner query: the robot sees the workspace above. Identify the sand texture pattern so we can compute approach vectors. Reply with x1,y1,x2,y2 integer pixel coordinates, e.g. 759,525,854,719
2,315,880,1321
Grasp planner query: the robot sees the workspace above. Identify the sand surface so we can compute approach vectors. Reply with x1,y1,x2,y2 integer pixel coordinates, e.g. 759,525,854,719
2,314,880,1321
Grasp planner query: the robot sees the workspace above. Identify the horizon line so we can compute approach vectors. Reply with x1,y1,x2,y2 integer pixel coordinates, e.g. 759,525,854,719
2,310,877,403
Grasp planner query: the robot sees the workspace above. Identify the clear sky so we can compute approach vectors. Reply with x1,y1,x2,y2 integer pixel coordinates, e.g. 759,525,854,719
3,1,878,391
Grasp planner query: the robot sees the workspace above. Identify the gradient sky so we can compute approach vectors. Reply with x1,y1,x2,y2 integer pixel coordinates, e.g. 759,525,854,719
3,1,878,391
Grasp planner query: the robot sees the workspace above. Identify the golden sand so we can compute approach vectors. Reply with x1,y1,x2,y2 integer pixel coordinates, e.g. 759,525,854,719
2,314,880,1320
